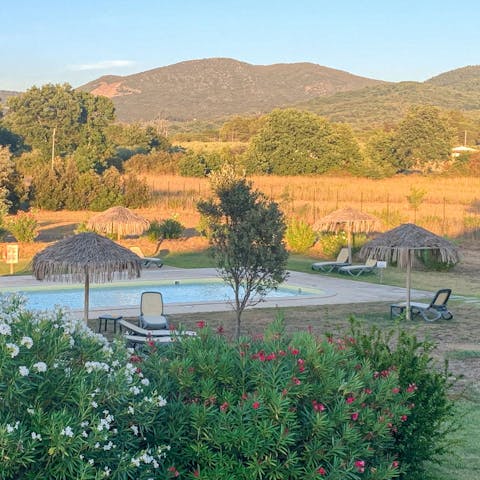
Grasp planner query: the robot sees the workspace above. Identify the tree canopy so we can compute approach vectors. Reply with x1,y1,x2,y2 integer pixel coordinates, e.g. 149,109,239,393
244,109,362,175
4,84,115,169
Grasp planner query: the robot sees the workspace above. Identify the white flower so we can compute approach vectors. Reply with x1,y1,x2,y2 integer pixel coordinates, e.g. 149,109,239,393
155,395,167,407
6,343,19,358
129,386,141,396
60,426,74,437
141,378,150,386
103,441,113,451
0,323,11,336
103,467,111,477
19,366,29,377
130,425,139,436
27,408,35,415
91,401,98,408
128,406,135,415
82,431,88,438
20,336,33,349
80,421,89,427
33,362,47,373
31,432,42,441
89,459,94,465
131,457,140,467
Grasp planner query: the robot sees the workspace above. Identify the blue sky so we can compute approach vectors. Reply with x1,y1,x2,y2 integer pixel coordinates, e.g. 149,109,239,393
2,0,479,91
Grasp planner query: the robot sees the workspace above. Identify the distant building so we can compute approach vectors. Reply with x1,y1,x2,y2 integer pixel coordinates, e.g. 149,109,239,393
452,145,478,157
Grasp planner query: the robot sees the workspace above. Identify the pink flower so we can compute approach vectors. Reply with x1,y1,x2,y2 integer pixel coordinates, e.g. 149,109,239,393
312,400,325,412
266,353,276,361
252,401,260,410
292,377,301,385
392,387,400,394
364,388,372,394
406,383,417,393
354,460,365,473
351,412,359,421
317,466,326,475
401,415,408,422
220,402,229,412
196,321,206,329
290,348,300,356
392,460,399,468
193,470,200,477
346,396,355,404
216,325,224,334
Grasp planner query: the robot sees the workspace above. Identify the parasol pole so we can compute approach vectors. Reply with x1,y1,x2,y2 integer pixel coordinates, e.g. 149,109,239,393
405,249,412,321
347,226,353,264
84,269,90,323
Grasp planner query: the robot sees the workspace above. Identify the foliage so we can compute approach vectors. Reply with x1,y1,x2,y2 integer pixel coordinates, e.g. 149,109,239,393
0,295,169,479
419,250,457,271
394,106,456,171
178,150,227,177
285,218,316,253
219,115,265,141
362,131,398,178
142,316,413,480
197,165,289,339
315,231,347,258
349,321,457,480
30,161,151,211
146,218,184,241
123,151,182,175
4,84,115,169
5,211,38,243
406,186,427,223
0,146,26,213
245,109,363,175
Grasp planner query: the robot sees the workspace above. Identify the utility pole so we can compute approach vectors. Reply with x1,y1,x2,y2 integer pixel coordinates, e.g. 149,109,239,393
51,127,56,170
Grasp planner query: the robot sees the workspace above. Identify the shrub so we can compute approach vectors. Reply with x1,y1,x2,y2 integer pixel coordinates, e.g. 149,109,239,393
0,295,169,479
418,250,457,271
349,321,457,479
315,231,347,258
142,317,413,479
285,218,316,253
146,218,184,241
6,211,38,242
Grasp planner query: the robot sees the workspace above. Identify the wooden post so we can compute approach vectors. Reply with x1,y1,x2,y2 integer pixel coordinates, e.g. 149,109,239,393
406,250,412,321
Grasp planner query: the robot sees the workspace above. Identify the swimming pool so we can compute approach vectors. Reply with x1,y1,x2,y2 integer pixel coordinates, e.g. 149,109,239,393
2,279,323,312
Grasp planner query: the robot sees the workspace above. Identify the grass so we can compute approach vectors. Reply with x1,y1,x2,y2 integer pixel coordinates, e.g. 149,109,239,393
446,350,480,360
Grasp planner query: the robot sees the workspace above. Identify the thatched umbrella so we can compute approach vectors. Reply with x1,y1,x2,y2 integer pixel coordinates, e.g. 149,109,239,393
87,206,150,240
359,223,460,320
314,207,381,263
32,233,142,322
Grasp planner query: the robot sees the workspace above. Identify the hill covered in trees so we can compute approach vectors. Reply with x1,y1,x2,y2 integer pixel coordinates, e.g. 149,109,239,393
79,58,383,121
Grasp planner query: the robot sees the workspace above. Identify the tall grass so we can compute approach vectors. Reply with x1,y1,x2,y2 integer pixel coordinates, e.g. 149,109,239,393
141,174,480,237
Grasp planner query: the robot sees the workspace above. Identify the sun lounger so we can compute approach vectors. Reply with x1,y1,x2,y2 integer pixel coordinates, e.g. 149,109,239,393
119,319,196,337
311,247,350,272
129,246,163,268
338,258,378,277
139,291,169,329
390,288,453,322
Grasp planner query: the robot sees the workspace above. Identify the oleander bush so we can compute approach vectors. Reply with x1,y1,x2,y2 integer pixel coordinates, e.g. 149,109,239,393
0,294,169,479
142,317,416,479
5,210,38,243
349,321,457,480
285,218,316,253
314,231,347,258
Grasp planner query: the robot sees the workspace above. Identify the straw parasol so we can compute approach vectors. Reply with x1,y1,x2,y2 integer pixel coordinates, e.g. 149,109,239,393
359,223,460,320
32,232,142,322
314,207,381,263
87,206,150,240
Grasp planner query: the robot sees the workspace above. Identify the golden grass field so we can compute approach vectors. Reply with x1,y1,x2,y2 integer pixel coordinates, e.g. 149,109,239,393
142,173,480,238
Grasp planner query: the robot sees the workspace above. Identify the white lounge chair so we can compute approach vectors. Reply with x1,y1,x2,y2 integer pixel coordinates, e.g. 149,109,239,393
311,247,350,272
129,246,163,268
139,291,169,329
338,258,378,277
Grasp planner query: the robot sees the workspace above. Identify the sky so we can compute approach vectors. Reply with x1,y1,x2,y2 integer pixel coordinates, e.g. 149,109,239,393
2,0,480,91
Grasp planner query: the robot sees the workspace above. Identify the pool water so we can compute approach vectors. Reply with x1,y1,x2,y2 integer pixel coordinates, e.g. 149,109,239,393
5,280,321,312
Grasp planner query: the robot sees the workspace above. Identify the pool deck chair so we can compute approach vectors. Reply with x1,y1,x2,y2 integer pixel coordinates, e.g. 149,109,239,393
119,319,196,346
129,246,163,268
390,288,453,322
140,291,169,329
338,258,378,277
311,248,350,272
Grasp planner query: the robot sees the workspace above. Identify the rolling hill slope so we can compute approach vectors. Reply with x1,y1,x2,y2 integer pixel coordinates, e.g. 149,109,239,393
79,57,384,122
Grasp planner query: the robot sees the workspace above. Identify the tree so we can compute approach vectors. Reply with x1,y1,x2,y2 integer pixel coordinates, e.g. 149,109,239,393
197,166,289,339
394,106,455,171
4,84,115,168
245,109,362,174
0,146,25,213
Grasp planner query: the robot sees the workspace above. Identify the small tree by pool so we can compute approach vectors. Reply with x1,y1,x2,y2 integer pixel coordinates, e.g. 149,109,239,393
198,165,289,339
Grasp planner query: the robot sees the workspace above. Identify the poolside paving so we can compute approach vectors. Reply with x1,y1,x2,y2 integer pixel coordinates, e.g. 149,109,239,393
0,267,431,320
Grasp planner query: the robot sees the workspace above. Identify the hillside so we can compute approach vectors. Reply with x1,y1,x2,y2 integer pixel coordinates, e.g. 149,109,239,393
79,57,383,122
427,65,480,88
0,90,20,104
299,80,480,130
